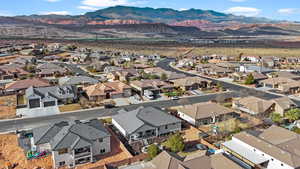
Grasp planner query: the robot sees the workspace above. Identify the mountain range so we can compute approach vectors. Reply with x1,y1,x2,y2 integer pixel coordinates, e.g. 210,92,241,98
1,6,300,40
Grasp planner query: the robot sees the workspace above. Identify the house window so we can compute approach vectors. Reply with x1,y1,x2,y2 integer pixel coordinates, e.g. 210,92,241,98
100,149,106,153
58,148,68,155
59,161,65,166
165,125,168,130
98,138,103,143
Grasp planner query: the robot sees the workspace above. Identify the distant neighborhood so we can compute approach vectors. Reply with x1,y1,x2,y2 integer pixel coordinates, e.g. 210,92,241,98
1,41,300,169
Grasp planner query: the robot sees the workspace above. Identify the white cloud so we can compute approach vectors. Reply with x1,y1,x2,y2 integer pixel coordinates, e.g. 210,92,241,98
179,8,188,11
78,6,98,11
41,11,70,15
278,8,299,15
81,0,130,7
230,0,247,2
225,6,261,17
45,0,61,2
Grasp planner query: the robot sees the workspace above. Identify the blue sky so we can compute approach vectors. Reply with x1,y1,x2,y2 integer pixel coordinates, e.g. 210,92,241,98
0,0,300,21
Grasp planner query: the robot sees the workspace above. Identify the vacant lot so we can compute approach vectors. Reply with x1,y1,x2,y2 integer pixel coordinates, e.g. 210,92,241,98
59,103,83,112
0,95,17,119
0,134,53,169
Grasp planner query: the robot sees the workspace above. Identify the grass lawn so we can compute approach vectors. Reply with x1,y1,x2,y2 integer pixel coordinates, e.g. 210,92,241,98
59,104,82,112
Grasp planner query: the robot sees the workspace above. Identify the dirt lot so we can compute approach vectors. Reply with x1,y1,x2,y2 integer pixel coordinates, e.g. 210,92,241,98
181,125,201,142
0,95,17,119
59,103,83,112
0,134,53,169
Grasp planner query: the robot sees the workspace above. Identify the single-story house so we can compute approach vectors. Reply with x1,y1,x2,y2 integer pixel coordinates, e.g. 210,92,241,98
176,102,236,126
232,96,275,116
83,81,132,101
170,77,213,91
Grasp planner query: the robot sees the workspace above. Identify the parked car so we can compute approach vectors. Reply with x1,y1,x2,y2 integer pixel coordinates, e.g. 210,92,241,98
171,96,180,100
196,144,208,150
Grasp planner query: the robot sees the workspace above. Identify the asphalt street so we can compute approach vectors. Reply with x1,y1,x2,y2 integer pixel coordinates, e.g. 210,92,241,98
157,58,290,101
0,91,237,133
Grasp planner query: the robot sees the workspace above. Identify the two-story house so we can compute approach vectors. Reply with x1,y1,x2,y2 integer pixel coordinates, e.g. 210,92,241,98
30,119,111,168
25,85,78,109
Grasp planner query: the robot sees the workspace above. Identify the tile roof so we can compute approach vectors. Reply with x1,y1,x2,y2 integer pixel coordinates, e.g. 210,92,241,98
84,81,131,97
5,78,50,91
177,102,234,120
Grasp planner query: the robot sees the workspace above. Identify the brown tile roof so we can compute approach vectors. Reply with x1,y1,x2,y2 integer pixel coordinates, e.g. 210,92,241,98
130,80,170,88
84,81,131,97
177,102,234,120
5,78,50,91
234,96,274,114
273,97,297,111
261,77,295,85
171,77,211,87
234,126,300,168
143,150,243,169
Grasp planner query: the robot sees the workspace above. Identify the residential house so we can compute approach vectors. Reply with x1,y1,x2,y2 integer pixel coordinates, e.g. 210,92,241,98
272,97,298,116
285,57,300,64
239,65,273,73
222,125,300,169
107,69,140,82
143,67,186,80
112,106,181,143
232,96,275,116
10,56,36,66
231,72,268,83
262,56,276,68
130,79,174,96
29,120,111,168
279,81,300,94
5,78,51,94
198,64,233,77
0,65,29,80
241,56,261,63
260,77,296,89
25,85,78,109
170,77,213,91
103,66,122,74
36,63,68,77
83,82,132,101
59,76,99,86
139,150,244,169
268,71,300,80
89,61,109,72
176,102,236,126
177,59,195,69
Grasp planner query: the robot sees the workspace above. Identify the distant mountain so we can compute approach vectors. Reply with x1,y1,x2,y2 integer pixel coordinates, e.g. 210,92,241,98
1,6,300,40
84,6,275,24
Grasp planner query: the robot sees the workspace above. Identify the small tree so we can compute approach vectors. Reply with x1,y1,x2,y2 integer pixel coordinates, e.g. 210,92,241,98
216,82,224,91
165,133,185,153
270,112,283,124
161,73,168,81
244,73,255,85
285,108,300,122
147,144,159,159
